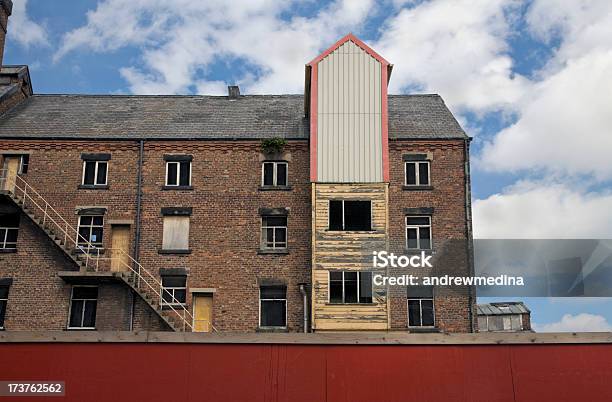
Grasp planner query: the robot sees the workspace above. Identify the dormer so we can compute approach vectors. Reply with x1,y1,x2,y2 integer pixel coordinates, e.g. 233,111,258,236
305,34,392,183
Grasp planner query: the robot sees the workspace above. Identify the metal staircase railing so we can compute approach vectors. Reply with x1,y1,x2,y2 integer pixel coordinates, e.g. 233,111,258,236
1,170,215,332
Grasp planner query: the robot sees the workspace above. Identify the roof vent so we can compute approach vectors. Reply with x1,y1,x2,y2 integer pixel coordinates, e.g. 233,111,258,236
228,85,240,99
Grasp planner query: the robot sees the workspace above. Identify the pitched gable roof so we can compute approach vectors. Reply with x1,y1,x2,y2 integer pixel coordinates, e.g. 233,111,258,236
0,93,467,140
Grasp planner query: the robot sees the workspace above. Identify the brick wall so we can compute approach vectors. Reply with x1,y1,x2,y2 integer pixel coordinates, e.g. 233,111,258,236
1,137,472,333
387,139,474,332
0,139,311,332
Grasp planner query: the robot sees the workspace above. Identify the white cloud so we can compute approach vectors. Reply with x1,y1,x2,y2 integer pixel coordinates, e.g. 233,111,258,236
534,313,612,332
374,0,530,112
479,0,612,180
7,0,48,48
54,0,376,94
473,181,612,238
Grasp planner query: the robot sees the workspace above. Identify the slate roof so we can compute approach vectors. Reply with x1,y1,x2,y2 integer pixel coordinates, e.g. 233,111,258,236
477,302,531,316
0,93,467,140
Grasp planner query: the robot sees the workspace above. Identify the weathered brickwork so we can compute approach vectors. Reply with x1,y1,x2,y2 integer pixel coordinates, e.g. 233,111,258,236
0,136,473,333
387,139,474,333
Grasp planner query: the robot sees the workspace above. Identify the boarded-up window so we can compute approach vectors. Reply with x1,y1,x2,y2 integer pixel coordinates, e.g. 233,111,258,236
162,216,190,250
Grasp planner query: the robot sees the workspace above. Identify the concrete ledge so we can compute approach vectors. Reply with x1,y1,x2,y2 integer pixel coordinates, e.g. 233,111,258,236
0,331,611,345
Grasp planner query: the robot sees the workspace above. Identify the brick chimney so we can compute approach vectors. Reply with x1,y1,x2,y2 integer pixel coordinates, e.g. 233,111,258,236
228,85,240,99
0,0,12,67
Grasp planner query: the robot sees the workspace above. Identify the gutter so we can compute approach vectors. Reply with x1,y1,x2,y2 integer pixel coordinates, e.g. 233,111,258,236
129,139,145,330
299,284,308,333
464,138,476,333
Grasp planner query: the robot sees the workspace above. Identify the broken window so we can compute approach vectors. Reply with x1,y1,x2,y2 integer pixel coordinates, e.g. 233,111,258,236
261,216,287,249
161,276,187,306
259,285,286,328
406,216,432,249
19,155,29,174
82,160,108,186
405,161,430,186
262,161,288,186
162,216,190,251
165,160,191,186
77,216,104,247
407,286,434,327
0,213,19,250
68,286,97,329
329,200,372,231
329,271,372,304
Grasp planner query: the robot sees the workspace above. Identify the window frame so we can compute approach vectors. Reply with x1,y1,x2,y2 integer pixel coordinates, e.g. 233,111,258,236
261,161,288,187
0,285,9,330
160,276,187,307
77,215,104,247
405,215,432,250
328,271,373,304
165,160,192,187
328,200,373,232
81,160,108,186
404,161,430,186
407,288,435,328
480,314,523,332
260,215,288,250
259,286,287,329
67,286,98,330
18,155,29,174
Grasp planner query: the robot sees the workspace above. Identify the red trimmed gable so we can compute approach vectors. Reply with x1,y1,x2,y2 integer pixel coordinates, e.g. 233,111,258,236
307,33,390,67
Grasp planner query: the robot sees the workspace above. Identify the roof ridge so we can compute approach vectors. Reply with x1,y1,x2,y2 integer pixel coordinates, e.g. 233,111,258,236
31,93,306,98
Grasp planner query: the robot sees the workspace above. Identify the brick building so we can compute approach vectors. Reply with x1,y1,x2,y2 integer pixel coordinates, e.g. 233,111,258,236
0,2,474,333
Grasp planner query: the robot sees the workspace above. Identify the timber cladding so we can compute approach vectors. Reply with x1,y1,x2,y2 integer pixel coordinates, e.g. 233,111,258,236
311,183,389,330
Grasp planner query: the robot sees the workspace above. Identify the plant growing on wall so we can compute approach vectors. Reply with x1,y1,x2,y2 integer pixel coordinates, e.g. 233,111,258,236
261,138,287,154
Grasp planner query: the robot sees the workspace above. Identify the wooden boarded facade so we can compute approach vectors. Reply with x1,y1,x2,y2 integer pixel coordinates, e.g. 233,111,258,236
308,35,391,330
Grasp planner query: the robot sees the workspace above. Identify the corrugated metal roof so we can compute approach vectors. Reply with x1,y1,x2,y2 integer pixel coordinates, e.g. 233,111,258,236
0,94,467,140
477,302,530,316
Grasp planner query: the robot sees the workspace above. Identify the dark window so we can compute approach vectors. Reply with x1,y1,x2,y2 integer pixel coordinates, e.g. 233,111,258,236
407,286,434,327
329,200,372,231
77,216,104,247
0,213,19,250
68,287,97,329
262,162,288,186
406,216,431,249
261,216,287,249
260,286,286,327
82,161,108,186
161,276,187,306
0,285,9,329
405,161,430,186
166,161,191,186
329,271,373,304
19,155,29,174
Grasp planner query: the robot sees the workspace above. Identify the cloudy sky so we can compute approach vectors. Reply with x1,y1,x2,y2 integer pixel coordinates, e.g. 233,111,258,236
6,0,612,331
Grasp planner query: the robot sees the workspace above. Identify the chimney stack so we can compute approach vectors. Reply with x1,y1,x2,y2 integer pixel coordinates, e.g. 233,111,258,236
0,0,12,67
228,85,240,99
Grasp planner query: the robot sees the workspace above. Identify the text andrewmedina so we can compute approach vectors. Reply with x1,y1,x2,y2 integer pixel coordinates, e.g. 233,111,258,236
373,274,525,287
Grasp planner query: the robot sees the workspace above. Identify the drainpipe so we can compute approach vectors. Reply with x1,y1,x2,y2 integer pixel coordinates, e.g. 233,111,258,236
299,284,308,333
129,139,145,331
464,138,475,333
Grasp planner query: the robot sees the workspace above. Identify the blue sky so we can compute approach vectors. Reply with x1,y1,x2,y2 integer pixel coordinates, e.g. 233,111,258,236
6,0,612,331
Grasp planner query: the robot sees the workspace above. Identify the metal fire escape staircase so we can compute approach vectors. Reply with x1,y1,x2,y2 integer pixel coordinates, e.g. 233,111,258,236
0,171,209,332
